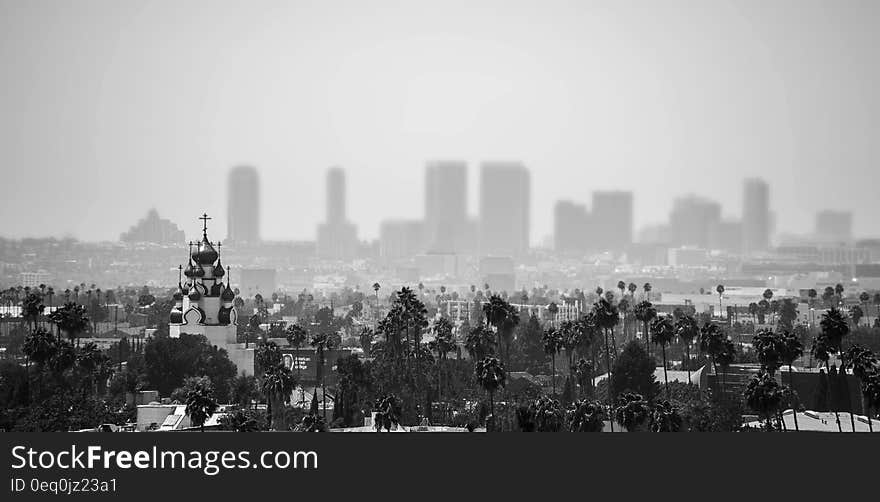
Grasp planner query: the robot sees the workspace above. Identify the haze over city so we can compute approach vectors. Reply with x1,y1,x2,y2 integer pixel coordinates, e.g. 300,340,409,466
2,0,879,243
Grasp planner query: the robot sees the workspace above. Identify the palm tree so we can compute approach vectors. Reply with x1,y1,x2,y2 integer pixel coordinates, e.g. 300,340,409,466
650,317,674,398
861,372,880,431
47,302,89,346
311,333,334,418
807,288,818,325
716,284,725,319
261,365,296,429
474,357,506,431
859,292,870,326
542,327,562,395
285,323,308,404
617,281,626,301
634,300,657,355
700,323,735,399
841,345,878,432
372,282,381,330
744,370,786,431
184,377,218,432
779,331,804,431
643,282,652,302
428,317,455,418
651,400,683,432
21,292,44,332
834,283,845,307
613,392,650,432
482,295,519,370
593,296,619,424
567,399,606,432
675,314,699,385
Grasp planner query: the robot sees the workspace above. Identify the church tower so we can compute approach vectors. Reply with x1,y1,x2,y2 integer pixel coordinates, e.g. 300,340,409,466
169,214,254,374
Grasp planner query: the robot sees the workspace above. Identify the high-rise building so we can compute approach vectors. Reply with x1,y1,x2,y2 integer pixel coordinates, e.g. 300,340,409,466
668,195,721,248
709,220,743,254
479,162,530,257
227,166,260,244
379,220,424,261
316,167,358,260
554,200,590,253
591,191,633,253
815,210,853,243
742,178,770,254
326,167,346,225
424,161,467,254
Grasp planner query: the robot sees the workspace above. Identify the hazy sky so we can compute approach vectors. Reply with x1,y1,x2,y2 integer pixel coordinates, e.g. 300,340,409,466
1,0,878,243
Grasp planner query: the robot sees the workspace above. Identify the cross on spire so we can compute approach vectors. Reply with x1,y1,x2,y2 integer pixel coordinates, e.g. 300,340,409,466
199,213,212,236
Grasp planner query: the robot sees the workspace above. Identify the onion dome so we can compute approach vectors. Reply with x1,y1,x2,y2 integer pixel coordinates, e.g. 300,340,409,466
221,284,235,302
169,306,183,324
183,261,198,278
172,289,184,301
188,287,202,302
213,259,225,278
192,237,218,265
192,264,205,278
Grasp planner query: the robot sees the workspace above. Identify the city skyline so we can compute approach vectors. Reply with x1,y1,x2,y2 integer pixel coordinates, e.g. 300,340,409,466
2,1,879,243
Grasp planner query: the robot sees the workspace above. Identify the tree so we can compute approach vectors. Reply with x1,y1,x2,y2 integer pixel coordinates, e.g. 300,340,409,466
716,284,725,319
744,370,789,431
230,373,260,409
675,314,699,385
850,305,864,328
614,392,650,432
861,372,880,432
610,341,658,401
474,357,505,431
779,331,804,430
700,323,735,399
529,395,565,432
428,317,455,413
841,345,878,432
567,399,606,432
21,292,44,332
634,300,657,355
650,317,674,398
542,328,562,395
651,400,682,432
47,302,90,345
285,323,309,404
482,295,520,369
465,324,496,360
373,394,401,432
183,377,218,432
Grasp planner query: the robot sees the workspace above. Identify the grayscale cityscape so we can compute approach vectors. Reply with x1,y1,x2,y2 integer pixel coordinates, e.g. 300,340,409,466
1,0,879,434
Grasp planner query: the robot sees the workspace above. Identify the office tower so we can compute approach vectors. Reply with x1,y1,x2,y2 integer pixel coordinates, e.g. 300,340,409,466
591,191,633,253
554,200,590,253
379,220,424,261
479,162,530,257
742,178,770,254
709,220,743,254
815,210,853,243
424,161,467,254
326,167,346,224
668,195,721,248
316,167,358,260
227,166,260,244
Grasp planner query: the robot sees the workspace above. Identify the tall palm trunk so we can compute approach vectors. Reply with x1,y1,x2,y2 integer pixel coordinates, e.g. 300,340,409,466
685,343,692,386
788,364,799,431
603,328,614,432
551,356,556,395
661,345,669,399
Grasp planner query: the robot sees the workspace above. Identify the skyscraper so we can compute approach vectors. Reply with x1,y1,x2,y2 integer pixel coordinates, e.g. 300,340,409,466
316,167,358,260
424,161,467,254
591,191,633,253
668,195,721,248
227,165,260,244
479,162,530,257
742,178,770,254
326,166,346,225
554,200,590,253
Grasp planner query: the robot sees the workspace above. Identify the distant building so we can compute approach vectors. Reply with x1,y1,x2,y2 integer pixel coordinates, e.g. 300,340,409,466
425,161,468,254
316,167,358,260
709,220,743,254
554,200,590,253
120,209,185,245
590,191,633,253
379,220,424,261
480,256,515,292
227,166,260,244
815,210,853,243
742,178,770,254
669,195,720,249
479,162,530,258
19,270,50,288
